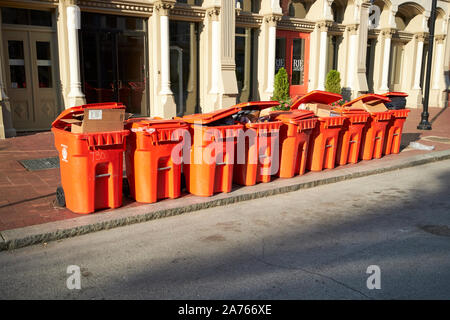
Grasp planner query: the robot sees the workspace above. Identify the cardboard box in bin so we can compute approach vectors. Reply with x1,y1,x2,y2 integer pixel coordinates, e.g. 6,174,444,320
348,99,388,113
304,103,341,117
60,108,125,133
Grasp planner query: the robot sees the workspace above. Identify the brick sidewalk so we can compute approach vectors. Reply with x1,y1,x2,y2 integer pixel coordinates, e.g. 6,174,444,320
0,107,449,232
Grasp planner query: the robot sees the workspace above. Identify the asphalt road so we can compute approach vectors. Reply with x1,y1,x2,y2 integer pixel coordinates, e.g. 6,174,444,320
1,160,450,300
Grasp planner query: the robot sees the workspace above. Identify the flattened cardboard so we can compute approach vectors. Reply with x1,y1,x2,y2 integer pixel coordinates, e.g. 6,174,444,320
62,109,125,133
349,99,387,113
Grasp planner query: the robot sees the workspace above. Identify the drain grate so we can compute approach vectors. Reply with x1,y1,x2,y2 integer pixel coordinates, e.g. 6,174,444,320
19,157,60,171
421,136,450,144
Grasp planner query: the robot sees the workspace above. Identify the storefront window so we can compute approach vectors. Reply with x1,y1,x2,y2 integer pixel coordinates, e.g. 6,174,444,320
275,37,286,73
169,21,199,116
79,13,148,115
235,27,254,102
8,40,26,88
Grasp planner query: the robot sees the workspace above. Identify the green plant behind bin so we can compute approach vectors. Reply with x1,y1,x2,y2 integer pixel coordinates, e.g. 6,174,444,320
271,67,291,111
325,70,341,95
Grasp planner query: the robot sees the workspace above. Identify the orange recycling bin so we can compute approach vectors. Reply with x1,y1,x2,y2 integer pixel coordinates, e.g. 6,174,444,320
380,92,410,155
384,109,410,155
291,90,346,172
333,108,370,165
125,118,189,203
182,106,244,197
269,110,317,178
343,94,392,160
233,101,282,186
51,103,129,214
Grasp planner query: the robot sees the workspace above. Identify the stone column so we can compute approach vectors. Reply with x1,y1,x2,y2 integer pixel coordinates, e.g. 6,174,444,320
432,35,446,89
430,34,447,107
265,15,279,94
316,21,331,91
66,2,85,107
257,13,281,100
150,0,176,118
345,24,359,90
208,7,220,95
156,2,173,95
413,33,425,90
379,28,394,92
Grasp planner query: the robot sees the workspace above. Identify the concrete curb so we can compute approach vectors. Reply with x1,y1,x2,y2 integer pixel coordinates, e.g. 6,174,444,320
1,149,450,251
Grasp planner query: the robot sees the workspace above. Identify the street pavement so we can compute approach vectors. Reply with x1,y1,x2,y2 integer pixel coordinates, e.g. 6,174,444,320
0,160,450,300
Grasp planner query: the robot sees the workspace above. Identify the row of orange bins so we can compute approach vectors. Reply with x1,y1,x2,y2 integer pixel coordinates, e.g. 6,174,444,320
52,91,410,214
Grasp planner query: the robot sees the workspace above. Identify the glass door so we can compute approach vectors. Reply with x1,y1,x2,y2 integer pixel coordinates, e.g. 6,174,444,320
79,13,148,115
276,30,310,98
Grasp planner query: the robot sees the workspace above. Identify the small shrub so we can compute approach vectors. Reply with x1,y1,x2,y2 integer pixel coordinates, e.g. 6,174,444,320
325,70,341,95
271,67,291,110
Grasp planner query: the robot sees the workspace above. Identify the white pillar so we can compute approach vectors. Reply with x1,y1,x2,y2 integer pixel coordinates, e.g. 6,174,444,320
209,17,220,94
66,5,85,107
266,23,276,93
317,22,329,91
380,29,393,92
346,25,359,89
159,14,172,95
432,36,445,90
413,34,425,90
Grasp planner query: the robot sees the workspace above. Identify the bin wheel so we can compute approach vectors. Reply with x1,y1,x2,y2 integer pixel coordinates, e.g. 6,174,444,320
123,177,130,198
56,186,66,207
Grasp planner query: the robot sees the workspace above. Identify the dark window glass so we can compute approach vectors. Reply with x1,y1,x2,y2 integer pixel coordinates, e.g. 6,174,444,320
1,7,52,26
38,66,52,88
30,9,52,26
291,38,305,85
8,40,24,60
36,41,51,60
169,20,199,116
2,7,28,25
275,38,286,73
8,41,26,88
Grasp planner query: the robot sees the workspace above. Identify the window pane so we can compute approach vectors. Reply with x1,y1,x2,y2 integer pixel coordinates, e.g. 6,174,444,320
291,38,305,85
38,66,52,88
36,41,51,60
8,40,24,59
30,9,52,26
10,66,26,88
275,38,286,73
1,7,28,25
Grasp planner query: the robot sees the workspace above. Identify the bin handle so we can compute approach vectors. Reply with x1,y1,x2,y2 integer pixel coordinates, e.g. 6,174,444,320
325,144,333,148
95,173,111,178
158,166,172,171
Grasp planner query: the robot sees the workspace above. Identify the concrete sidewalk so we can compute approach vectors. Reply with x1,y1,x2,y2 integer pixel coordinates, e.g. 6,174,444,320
0,106,449,250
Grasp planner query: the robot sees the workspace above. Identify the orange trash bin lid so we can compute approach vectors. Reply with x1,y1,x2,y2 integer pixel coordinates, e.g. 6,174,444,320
182,101,280,125
126,118,188,130
270,110,315,123
381,91,408,98
52,102,125,129
290,90,342,110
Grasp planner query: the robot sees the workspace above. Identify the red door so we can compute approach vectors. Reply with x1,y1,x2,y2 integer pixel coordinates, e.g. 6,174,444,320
275,30,310,99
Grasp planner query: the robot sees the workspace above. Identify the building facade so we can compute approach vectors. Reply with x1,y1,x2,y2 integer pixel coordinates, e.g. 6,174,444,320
0,0,449,138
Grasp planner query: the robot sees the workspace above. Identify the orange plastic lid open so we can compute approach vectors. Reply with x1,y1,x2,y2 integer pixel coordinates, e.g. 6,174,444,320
290,90,342,110
342,94,391,108
126,118,187,130
52,102,125,128
182,101,280,125
381,91,408,98
182,105,242,124
270,110,315,122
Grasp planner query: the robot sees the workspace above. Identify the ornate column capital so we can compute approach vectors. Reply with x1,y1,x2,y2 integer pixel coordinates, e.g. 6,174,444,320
316,20,333,32
414,32,427,42
206,7,220,21
154,0,175,16
435,34,446,44
346,24,359,35
264,14,282,27
381,28,395,39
